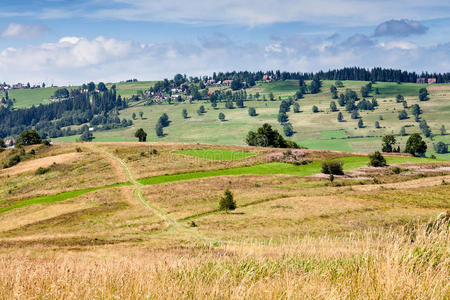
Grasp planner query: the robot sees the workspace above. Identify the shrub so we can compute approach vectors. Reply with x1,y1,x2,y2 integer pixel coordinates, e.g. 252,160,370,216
7,155,21,168
312,105,319,113
368,151,387,167
219,189,236,211
434,141,448,154
76,147,83,152
218,112,225,121
321,160,344,175
248,107,257,117
35,167,49,175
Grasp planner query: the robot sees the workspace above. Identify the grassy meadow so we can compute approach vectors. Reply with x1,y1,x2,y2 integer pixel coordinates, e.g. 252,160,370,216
0,142,448,298
41,79,449,159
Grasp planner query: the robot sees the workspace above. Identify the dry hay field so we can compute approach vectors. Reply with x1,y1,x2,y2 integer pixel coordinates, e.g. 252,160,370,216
0,142,448,299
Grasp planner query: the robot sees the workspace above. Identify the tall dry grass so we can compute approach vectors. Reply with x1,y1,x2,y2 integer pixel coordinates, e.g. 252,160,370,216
0,222,447,299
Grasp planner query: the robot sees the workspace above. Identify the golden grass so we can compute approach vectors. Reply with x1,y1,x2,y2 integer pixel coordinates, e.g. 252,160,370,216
0,224,447,299
0,142,448,298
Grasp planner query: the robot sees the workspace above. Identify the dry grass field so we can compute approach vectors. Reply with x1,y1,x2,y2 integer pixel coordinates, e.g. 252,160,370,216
0,142,448,299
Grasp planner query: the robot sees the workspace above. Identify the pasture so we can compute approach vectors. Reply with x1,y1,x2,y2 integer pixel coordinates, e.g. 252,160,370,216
0,142,448,298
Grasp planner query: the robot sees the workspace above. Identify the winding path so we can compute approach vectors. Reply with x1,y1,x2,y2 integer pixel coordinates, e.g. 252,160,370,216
85,144,208,240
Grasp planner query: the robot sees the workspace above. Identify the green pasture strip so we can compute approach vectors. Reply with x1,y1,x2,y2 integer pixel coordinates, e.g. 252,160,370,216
173,149,256,161
138,156,433,186
0,182,131,215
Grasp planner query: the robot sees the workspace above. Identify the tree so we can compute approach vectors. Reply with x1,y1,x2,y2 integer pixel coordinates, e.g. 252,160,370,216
312,105,319,113
338,94,346,106
97,82,107,92
375,121,380,128
219,189,236,211
358,118,364,128
398,110,408,120
293,102,300,113
335,80,344,88
248,107,257,117
158,113,170,127
80,131,94,142
351,110,360,119
405,133,427,156
218,112,225,121
321,161,344,175
419,120,432,137
419,88,429,101
411,104,422,117
135,128,147,142
337,112,344,122
87,82,96,93
182,108,188,119
330,101,338,112
278,112,288,123
368,151,387,167
17,130,41,146
309,76,321,94
381,135,397,152
269,92,275,101
246,123,298,148
396,94,404,103
132,112,137,120
54,88,69,98
139,111,144,119
155,123,164,137
375,87,380,95
440,125,447,135
399,126,407,136
197,105,206,115
283,122,294,137
330,85,338,99
230,79,241,91
0,138,6,148
434,141,448,154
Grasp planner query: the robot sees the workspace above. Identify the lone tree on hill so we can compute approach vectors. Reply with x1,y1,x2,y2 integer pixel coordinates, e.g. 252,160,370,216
219,189,236,211
405,133,427,157
381,135,397,152
135,128,147,142
17,130,41,146
368,151,387,167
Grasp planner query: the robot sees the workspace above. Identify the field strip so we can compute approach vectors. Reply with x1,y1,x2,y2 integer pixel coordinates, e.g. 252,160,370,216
0,153,438,216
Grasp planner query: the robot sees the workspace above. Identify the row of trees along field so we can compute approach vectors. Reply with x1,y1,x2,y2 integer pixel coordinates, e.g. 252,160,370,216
0,84,132,139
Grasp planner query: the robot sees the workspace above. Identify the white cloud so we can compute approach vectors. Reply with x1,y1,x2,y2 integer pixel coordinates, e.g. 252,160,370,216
378,41,418,50
1,23,48,39
0,35,448,85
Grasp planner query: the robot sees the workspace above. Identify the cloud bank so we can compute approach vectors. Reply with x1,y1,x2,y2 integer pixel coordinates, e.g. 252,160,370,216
0,34,448,85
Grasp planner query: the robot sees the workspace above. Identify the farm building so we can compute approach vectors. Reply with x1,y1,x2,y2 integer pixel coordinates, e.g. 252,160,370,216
427,78,437,84
416,78,426,84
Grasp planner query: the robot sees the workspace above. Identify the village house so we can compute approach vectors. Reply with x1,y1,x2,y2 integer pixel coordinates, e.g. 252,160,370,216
222,80,233,86
427,78,437,84
206,79,216,86
263,75,273,82
416,78,426,84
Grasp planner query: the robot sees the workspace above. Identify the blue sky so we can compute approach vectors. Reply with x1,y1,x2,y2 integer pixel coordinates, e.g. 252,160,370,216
0,0,449,85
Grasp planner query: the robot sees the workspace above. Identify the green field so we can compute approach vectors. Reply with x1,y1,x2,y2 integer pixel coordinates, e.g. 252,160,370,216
173,149,256,160
6,79,449,159
138,155,430,185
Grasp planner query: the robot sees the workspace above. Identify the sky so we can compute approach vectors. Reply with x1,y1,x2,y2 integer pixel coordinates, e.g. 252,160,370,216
0,0,449,85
